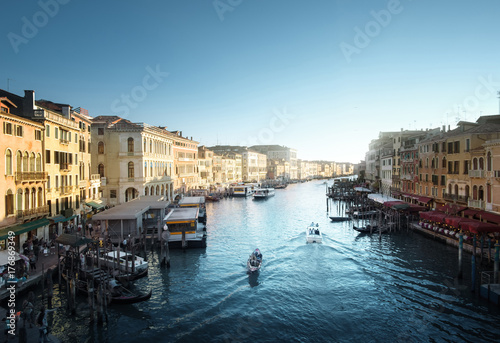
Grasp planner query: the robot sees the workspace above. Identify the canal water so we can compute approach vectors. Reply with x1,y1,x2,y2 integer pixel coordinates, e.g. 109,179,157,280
14,180,500,342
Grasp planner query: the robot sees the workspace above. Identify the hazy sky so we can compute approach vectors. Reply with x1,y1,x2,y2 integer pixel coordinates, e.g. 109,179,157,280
3,0,500,163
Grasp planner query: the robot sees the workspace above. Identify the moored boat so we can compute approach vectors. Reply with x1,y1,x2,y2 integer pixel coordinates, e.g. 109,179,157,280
98,250,148,281
329,216,352,222
253,188,275,199
306,223,322,243
247,248,263,273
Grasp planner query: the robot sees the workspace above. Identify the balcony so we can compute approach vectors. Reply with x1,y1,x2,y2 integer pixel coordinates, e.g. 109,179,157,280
15,171,48,182
60,138,69,145
61,185,74,195
90,174,101,187
16,205,50,221
443,193,469,204
59,163,71,172
79,180,87,188
468,169,485,178
468,199,485,209
33,109,79,129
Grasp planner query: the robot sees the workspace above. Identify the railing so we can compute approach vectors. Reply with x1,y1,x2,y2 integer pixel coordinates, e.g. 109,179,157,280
443,193,469,203
16,205,50,220
61,186,74,195
15,171,48,182
60,138,69,145
469,170,485,178
60,163,71,171
79,180,87,188
33,109,79,129
468,199,485,209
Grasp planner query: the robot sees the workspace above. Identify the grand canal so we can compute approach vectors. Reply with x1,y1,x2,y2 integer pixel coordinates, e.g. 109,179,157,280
21,180,500,342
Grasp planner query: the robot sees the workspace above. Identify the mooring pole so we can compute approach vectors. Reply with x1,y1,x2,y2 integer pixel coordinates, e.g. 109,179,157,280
458,232,464,279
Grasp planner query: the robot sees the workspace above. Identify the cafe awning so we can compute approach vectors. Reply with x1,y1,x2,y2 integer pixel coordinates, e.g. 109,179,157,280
444,216,475,228
460,221,500,234
0,218,50,241
414,196,433,204
473,211,500,224
86,201,105,210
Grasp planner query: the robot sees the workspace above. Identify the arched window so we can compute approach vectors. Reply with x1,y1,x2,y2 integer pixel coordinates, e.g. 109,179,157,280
5,149,12,175
128,162,134,178
24,188,30,210
145,187,149,196
454,184,459,196
487,152,492,171
487,183,491,203
36,153,42,171
144,162,147,177
473,158,478,170
17,189,23,213
37,187,43,208
448,184,452,194
478,186,484,201
465,185,470,198
98,141,104,154
143,139,147,152
479,157,484,170
31,187,36,208
98,164,105,178
156,185,160,195
5,189,14,216
29,152,35,172
473,185,478,200
23,152,28,172
128,138,134,153
442,157,446,169
16,151,22,172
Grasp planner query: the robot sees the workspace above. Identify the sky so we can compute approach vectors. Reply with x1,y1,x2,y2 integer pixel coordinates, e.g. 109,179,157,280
2,0,500,163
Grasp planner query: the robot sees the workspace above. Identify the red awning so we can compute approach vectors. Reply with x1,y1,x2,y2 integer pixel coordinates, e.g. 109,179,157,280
437,204,467,214
414,196,433,204
462,209,481,216
460,221,500,234
444,216,475,228
473,211,500,224
420,211,448,222
383,201,408,207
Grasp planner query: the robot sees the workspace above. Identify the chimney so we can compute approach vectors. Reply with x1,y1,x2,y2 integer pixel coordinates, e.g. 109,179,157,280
23,90,35,116
61,105,71,118
448,125,450,132
179,131,182,137
442,125,445,132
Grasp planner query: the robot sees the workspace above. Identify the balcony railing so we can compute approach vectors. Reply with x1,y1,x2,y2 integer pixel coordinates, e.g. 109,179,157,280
60,163,71,171
468,199,485,209
61,185,74,195
469,169,485,178
16,205,50,220
443,193,469,203
60,138,69,145
91,174,101,180
15,171,48,182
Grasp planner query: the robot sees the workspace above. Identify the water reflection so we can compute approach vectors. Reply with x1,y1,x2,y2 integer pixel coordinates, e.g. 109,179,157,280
247,273,260,288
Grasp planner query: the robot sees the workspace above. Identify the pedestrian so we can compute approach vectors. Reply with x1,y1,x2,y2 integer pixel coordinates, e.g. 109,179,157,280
36,306,57,343
88,223,93,237
22,300,34,328
29,254,37,272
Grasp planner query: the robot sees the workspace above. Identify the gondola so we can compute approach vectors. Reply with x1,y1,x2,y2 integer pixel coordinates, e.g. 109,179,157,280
329,216,352,222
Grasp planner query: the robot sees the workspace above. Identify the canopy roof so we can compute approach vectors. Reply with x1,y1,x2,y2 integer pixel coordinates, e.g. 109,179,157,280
460,221,500,234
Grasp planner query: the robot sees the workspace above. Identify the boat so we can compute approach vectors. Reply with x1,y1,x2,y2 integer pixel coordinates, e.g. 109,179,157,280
231,185,254,197
163,207,206,248
178,196,207,224
329,216,352,222
61,266,152,305
108,279,152,305
352,225,387,234
351,210,378,219
98,250,148,281
306,223,322,243
247,248,262,273
274,184,288,189
253,188,275,199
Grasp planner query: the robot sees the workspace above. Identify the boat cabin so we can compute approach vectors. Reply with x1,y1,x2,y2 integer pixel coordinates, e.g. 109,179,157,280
164,207,206,248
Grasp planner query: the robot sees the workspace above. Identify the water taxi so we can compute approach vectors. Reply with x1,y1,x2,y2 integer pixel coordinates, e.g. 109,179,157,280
164,207,206,248
306,223,322,243
178,196,207,224
253,188,275,199
231,185,254,197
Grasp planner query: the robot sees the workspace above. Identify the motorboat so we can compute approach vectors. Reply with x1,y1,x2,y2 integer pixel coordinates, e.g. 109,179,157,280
98,250,148,280
247,248,262,273
306,223,322,243
253,188,275,199
351,210,378,219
